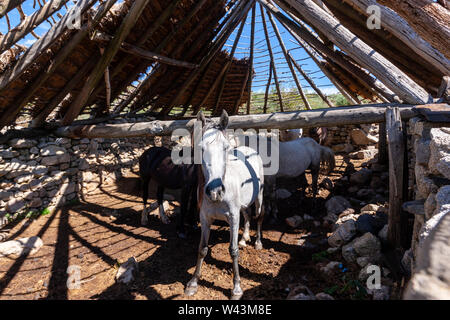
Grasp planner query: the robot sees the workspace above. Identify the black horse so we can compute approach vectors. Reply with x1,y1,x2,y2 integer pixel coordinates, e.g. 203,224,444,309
139,146,198,238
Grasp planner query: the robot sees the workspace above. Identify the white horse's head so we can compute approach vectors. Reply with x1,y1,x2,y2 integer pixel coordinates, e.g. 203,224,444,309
196,110,231,202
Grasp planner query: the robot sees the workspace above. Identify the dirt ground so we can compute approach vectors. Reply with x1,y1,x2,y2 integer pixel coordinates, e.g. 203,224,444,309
0,155,390,300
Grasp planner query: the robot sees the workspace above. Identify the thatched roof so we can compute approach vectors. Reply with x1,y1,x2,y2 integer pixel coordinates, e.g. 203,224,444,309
0,0,449,132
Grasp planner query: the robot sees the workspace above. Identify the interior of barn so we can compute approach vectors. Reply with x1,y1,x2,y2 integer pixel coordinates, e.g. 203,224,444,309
0,0,449,300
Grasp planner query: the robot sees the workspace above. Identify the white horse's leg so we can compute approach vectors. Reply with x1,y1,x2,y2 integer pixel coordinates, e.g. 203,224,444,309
255,194,264,250
185,216,211,296
157,186,170,224
239,209,251,247
229,210,243,300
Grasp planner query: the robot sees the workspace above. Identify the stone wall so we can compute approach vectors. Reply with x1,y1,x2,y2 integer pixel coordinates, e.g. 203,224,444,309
403,117,450,299
0,134,159,227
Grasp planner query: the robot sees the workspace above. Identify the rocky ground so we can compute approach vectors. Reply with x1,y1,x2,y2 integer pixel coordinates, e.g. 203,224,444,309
0,152,406,300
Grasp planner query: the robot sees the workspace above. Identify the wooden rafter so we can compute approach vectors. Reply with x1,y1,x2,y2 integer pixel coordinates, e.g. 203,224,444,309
61,0,150,125
246,3,256,114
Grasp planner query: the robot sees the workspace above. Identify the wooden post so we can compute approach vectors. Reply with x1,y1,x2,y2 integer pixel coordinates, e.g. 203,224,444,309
260,3,284,112
246,3,256,114
386,107,408,248
267,9,311,110
0,0,26,18
62,0,150,125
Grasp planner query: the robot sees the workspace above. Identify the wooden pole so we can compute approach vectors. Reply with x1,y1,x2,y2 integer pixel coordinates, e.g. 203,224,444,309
267,9,311,110
51,103,428,139
62,0,150,125
0,0,26,18
276,0,431,104
232,65,250,114
0,0,117,130
0,0,70,52
246,3,256,114
213,15,247,115
378,122,387,164
260,3,284,112
269,0,399,103
386,107,408,248
377,0,450,61
0,0,97,91
263,62,273,113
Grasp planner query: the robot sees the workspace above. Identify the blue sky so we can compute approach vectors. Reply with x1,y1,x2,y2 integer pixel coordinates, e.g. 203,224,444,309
1,0,338,98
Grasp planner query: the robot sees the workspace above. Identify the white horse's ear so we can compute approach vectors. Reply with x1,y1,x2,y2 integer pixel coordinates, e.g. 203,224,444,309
219,109,229,130
197,111,206,126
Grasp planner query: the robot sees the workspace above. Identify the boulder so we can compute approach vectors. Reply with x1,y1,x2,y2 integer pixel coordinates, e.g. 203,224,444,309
351,129,378,145
0,236,43,257
40,145,66,156
6,199,26,213
429,128,450,179
352,232,381,257
328,220,357,247
342,243,358,263
8,139,36,149
424,192,437,220
325,196,352,216
350,168,372,185
377,224,388,244
356,256,370,268
360,204,380,213
320,261,340,274
285,215,303,228
115,257,138,284
315,292,334,300
355,212,388,235
286,284,316,300
369,285,390,300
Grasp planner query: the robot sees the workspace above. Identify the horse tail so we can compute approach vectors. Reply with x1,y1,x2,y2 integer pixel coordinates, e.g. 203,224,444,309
319,145,335,174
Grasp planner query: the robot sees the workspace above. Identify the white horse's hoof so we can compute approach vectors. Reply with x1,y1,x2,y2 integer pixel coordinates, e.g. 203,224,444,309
255,241,263,250
238,239,247,247
231,288,243,300
185,284,198,296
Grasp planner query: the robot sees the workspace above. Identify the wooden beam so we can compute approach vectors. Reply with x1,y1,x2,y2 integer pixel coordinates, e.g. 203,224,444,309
232,64,250,114
213,15,247,116
0,0,70,52
246,3,256,114
62,0,150,125
263,61,273,113
31,56,99,127
159,0,253,116
90,31,199,69
0,0,117,130
377,0,450,61
260,3,284,112
52,103,432,139
265,0,399,103
276,0,432,104
386,107,408,248
0,0,97,91
267,9,311,110
0,0,26,18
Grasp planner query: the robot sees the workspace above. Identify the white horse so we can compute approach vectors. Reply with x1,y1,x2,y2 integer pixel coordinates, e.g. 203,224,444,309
265,137,335,220
279,128,303,142
184,110,265,300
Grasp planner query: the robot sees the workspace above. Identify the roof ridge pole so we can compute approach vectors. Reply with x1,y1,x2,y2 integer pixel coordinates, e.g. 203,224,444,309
263,61,273,113
266,7,312,110
246,3,256,114
260,3,284,112
276,0,432,104
62,0,151,125
0,0,118,130
212,13,248,116
0,0,70,53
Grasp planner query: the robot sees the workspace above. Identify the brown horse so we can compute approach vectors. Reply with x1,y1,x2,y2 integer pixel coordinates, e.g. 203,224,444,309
139,146,198,238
